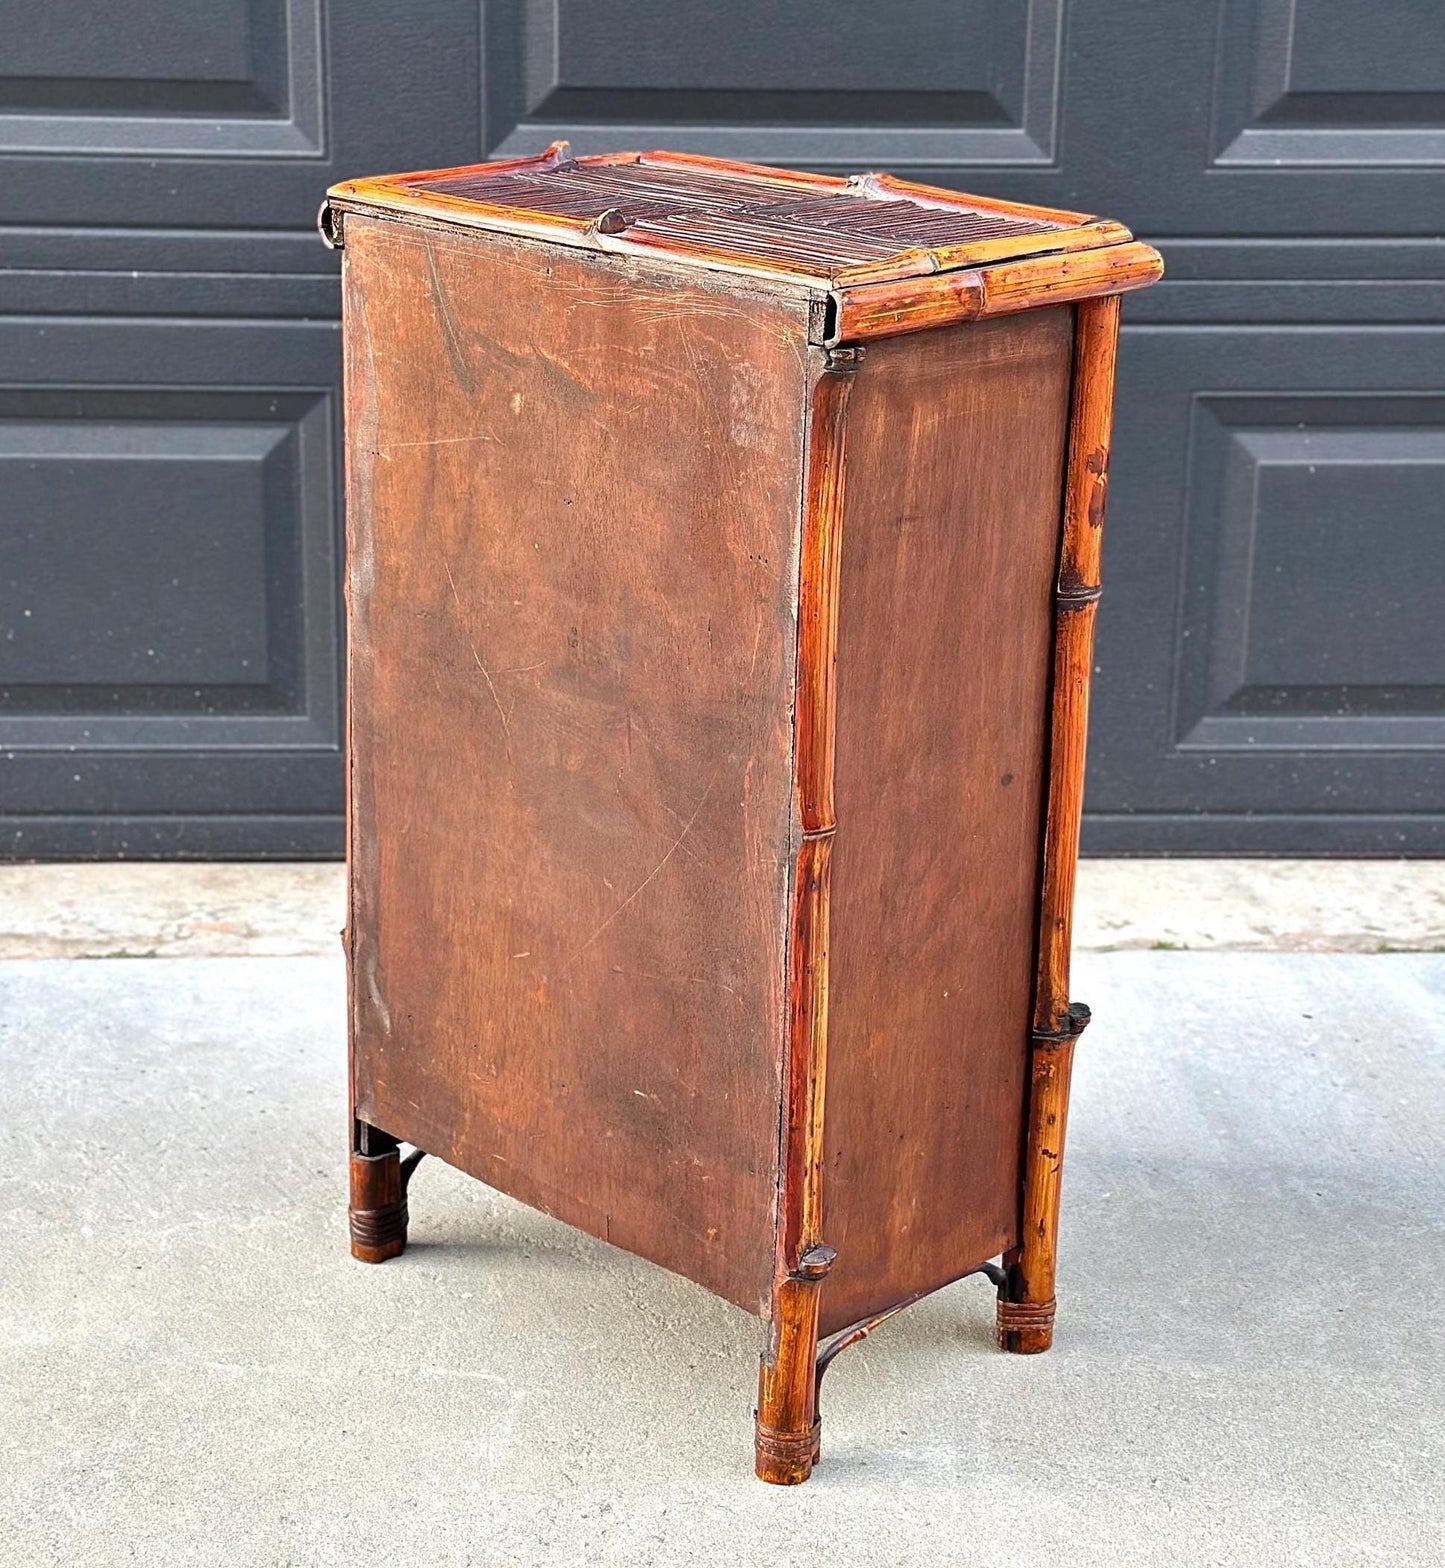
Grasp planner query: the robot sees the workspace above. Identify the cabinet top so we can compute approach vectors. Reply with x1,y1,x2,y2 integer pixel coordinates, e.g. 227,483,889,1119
323,145,1161,342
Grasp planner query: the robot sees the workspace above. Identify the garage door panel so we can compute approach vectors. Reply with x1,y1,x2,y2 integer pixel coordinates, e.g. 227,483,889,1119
0,318,343,857
1088,322,1445,851
3,0,1441,856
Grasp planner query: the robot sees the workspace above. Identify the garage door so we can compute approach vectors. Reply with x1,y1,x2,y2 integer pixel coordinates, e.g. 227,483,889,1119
3,0,1441,855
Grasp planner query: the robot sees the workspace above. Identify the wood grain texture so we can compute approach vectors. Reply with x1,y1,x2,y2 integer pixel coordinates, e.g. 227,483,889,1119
342,213,813,1316
819,308,1075,1336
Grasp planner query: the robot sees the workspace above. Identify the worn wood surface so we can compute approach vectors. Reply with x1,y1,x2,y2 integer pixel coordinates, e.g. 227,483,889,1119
819,308,1075,1336
343,214,813,1315
331,147,1098,287
325,147,1160,315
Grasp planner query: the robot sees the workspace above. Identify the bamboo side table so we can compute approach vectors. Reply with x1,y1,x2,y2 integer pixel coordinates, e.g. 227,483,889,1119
321,147,1160,1484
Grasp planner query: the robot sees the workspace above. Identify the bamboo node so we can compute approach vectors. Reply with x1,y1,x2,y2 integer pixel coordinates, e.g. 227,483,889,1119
1031,1002,1091,1050
754,1417,822,1473
996,1296,1056,1339
1055,582,1102,611
794,1243,837,1281
349,1198,408,1252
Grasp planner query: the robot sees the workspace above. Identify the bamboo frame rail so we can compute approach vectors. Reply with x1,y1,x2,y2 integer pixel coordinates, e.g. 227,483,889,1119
999,294,1120,1353
755,345,859,1485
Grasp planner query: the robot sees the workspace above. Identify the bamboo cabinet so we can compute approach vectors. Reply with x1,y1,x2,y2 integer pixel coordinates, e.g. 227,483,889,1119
322,147,1160,1485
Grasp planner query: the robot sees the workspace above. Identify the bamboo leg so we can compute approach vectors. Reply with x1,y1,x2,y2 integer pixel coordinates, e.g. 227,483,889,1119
754,348,858,1483
349,1121,408,1263
755,1247,834,1483
755,830,835,1483
1000,1006,1089,1351
1000,294,1119,1355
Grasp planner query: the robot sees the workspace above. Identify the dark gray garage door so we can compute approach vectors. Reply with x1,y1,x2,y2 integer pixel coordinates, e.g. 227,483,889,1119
3,0,1442,857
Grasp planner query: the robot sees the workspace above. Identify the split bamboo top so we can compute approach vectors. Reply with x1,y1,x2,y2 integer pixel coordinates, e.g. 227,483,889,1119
323,145,1162,346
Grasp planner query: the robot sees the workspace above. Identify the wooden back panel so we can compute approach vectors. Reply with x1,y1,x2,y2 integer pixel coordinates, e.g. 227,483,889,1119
343,215,811,1315
820,309,1074,1334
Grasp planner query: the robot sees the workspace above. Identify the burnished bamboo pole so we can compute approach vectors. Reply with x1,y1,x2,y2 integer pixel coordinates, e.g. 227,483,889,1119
755,345,859,1484
1000,294,1120,1355
823,242,1161,347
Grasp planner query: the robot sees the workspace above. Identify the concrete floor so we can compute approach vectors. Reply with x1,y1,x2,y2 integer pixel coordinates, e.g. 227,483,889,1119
3,949,1442,1566
4,858,1444,959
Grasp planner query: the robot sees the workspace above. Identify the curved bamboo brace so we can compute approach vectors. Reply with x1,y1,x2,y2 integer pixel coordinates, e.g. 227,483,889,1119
813,1263,1009,1415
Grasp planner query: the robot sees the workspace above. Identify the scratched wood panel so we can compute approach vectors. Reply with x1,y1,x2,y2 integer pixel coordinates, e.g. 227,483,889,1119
343,215,813,1314
820,308,1074,1334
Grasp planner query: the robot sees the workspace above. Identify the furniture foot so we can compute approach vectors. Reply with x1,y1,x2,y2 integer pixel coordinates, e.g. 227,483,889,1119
349,1123,425,1264
999,1002,1090,1353
996,1294,1057,1353
755,1244,834,1484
